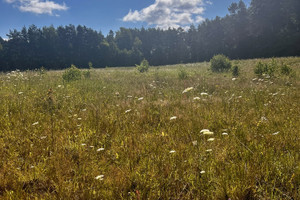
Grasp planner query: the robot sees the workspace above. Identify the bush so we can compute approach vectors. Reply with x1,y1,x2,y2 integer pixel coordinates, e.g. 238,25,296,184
136,59,149,73
62,64,82,82
210,54,232,72
280,64,292,75
232,65,239,77
83,70,91,79
178,67,188,80
254,59,277,77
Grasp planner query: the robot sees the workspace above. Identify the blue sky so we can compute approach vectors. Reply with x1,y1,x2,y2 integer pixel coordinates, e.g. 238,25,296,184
0,0,251,39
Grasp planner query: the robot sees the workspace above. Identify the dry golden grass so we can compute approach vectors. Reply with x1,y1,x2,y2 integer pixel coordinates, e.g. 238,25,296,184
0,57,299,199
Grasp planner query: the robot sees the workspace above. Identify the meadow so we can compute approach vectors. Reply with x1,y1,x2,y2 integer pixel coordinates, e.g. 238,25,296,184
0,57,299,199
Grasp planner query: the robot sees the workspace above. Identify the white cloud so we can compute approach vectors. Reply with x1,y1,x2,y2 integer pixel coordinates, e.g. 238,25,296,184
123,0,209,29
4,0,68,15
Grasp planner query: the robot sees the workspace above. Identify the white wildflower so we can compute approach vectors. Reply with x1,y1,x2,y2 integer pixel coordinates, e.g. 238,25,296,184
193,97,201,100
207,138,215,142
95,175,104,180
206,149,213,152
57,85,62,88
18,92,23,95
138,97,144,101
40,136,47,139
272,131,279,135
97,148,105,152
203,131,214,135
82,109,87,112
232,78,237,81
192,141,198,146
200,170,205,174
170,116,177,120
89,146,94,148
200,92,208,96
260,116,268,122
222,132,229,136
125,109,132,114
200,129,213,135
81,143,86,146
32,122,39,126
200,129,210,133
77,118,82,120
182,87,194,94
169,150,176,154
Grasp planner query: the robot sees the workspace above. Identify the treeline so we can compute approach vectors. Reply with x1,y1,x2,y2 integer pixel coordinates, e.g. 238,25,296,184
0,0,299,71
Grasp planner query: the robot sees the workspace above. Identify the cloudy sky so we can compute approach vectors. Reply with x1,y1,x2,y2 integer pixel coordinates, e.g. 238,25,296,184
0,0,250,38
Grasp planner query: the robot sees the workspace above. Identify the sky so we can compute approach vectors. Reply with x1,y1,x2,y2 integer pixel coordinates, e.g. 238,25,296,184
0,0,251,39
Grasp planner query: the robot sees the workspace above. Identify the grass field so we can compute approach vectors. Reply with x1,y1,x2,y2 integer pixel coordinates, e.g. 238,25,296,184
0,57,299,199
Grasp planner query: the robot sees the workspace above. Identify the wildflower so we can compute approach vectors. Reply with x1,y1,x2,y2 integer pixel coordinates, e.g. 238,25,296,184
81,143,86,146
115,92,120,96
170,116,177,120
193,97,201,100
95,175,104,180
200,170,205,174
90,146,94,148
182,87,194,94
30,166,35,169
97,148,105,152
203,131,214,135
192,141,198,146
169,150,176,154
272,131,279,135
81,109,87,112
222,132,229,136
200,129,213,135
207,138,215,142
18,92,23,95
138,97,144,101
200,129,210,133
125,109,132,114
57,85,62,88
232,78,237,81
200,92,208,96
127,95,133,98
32,122,39,126
206,149,213,152
260,116,268,122
77,118,82,120
40,136,47,139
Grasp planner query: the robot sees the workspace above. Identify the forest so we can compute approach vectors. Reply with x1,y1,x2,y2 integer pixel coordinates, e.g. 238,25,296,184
0,0,299,71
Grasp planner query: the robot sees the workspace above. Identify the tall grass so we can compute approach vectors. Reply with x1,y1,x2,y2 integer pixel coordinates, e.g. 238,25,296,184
0,57,299,199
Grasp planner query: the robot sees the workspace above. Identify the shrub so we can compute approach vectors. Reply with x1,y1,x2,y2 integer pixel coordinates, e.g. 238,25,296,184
254,59,277,77
39,66,47,75
83,70,91,79
178,67,188,80
62,64,82,82
232,65,239,77
136,59,149,73
280,64,292,75
210,54,232,72
88,62,93,69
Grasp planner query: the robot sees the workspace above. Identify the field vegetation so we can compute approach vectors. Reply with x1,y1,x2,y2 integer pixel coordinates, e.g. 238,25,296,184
0,57,299,199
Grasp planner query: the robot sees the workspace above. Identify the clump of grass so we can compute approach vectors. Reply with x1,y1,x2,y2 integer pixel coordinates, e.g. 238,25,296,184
177,66,188,80
232,65,239,77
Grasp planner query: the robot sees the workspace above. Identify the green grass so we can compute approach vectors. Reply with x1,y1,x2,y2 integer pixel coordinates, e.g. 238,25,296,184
0,57,299,199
